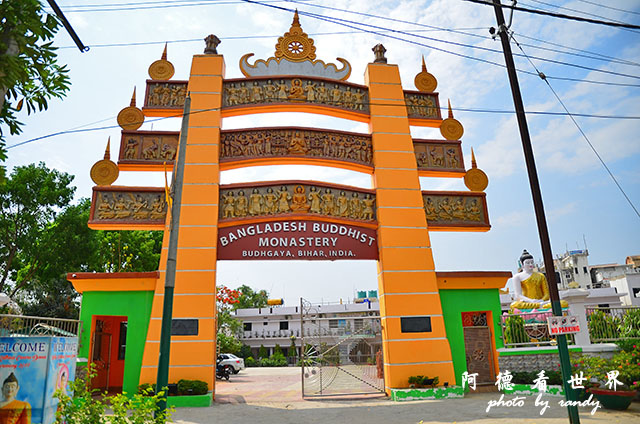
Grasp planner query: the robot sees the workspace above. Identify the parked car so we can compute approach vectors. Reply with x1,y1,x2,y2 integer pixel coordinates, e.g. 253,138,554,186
217,353,245,374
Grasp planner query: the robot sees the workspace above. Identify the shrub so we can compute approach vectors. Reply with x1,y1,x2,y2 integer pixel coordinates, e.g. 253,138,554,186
504,315,528,345
260,353,287,367
137,383,155,395
55,365,172,424
238,344,252,359
245,356,257,367
274,344,284,356
258,344,268,359
177,379,208,395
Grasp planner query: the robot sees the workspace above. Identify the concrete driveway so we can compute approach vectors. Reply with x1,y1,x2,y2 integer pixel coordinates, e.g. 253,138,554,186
172,367,640,424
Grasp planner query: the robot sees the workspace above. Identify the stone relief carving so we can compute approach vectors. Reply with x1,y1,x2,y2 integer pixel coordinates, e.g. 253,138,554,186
93,191,167,222
120,132,179,163
404,92,440,119
222,78,369,113
220,128,372,166
220,184,375,222
144,82,187,108
413,141,464,171
422,194,486,225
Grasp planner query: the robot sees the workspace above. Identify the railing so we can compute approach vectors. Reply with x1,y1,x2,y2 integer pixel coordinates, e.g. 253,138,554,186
242,325,380,340
501,310,575,348
586,306,640,342
0,314,82,337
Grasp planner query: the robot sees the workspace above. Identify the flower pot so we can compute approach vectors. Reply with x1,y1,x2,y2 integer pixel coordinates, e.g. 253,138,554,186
588,388,637,410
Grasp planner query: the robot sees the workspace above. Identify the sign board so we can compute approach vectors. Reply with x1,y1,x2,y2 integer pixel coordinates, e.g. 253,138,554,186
547,315,580,335
0,336,78,424
217,220,378,260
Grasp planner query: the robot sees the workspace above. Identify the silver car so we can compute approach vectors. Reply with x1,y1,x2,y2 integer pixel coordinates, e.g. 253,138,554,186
217,353,245,374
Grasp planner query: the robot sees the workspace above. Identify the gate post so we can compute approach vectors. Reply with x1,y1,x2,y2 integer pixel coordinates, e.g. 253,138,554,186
140,52,225,390
365,60,456,392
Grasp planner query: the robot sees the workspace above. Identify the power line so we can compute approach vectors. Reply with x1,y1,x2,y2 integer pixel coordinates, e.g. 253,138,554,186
463,0,640,29
8,102,640,151
283,0,640,79
236,0,640,87
523,0,640,27
575,0,640,17
511,33,640,220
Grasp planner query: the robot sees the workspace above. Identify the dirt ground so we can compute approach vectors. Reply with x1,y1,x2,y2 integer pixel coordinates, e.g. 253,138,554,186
171,367,640,424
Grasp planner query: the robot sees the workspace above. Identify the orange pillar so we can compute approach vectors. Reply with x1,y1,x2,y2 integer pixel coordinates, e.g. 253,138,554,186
365,62,456,390
140,54,225,390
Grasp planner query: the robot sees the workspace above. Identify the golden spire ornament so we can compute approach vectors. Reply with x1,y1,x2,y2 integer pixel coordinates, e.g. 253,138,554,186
117,87,144,131
414,56,438,92
464,147,489,192
148,43,175,80
439,99,464,140
90,137,119,186
275,10,317,62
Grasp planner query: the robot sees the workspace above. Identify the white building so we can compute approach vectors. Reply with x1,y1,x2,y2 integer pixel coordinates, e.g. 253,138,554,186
591,261,640,307
233,299,381,360
553,250,592,289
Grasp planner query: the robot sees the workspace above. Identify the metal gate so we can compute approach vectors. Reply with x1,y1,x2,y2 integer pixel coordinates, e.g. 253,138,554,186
300,298,385,397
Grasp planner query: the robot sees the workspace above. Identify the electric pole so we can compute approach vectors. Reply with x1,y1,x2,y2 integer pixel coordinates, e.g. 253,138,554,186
490,1,580,422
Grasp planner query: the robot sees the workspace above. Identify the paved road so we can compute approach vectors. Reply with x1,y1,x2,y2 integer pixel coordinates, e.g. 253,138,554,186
171,367,640,424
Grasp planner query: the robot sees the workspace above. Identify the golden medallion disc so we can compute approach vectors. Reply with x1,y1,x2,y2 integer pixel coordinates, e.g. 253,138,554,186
90,159,119,186
148,59,175,80
439,117,464,140
117,106,144,131
414,71,437,92
464,168,489,192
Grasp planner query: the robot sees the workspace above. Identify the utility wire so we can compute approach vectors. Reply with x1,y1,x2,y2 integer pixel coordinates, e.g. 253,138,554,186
511,33,640,220
463,0,640,29
575,0,640,17
283,0,640,79
237,0,640,87
8,101,640,151
524,0,640,26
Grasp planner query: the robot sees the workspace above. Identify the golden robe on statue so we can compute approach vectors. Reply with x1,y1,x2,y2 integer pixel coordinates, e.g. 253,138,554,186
521,272,550,303
0,399,31,424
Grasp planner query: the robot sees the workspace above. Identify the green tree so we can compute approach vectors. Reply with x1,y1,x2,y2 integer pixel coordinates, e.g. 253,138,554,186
258,344,268,359
273,344,283,357
0,0,71,178
234,284,268,310
0,162,74,296
9,196,163,318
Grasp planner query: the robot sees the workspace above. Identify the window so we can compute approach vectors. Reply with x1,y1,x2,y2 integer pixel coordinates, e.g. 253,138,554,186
329,320,338,329
279,321,289,330
118,322,127,360
633,288,640,298
583,267,588,274
263,321,268,326
354,319,364,332
244,322,252,331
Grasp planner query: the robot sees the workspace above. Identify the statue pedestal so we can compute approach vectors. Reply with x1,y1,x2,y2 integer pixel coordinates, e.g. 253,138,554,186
561,289,591,346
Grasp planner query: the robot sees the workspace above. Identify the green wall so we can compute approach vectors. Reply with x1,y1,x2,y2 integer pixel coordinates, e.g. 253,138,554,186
439,289,504,385
79,290,154,394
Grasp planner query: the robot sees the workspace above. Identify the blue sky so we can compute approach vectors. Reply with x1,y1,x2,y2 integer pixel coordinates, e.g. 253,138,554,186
4,0,640,304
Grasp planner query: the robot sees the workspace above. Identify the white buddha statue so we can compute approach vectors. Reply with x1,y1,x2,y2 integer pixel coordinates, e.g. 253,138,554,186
511,250,566,309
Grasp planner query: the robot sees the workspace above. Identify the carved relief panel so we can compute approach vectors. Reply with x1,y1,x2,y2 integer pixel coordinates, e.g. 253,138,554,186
413,139,464,173
422,191,489,228
222,77,369,114
219,182,376,223
404,91,441,120
118,131,179,165
90,187,167,225
143,81,188,109
221,127,372,167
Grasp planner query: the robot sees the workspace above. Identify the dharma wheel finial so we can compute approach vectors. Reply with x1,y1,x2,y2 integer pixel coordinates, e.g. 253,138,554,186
464,147,488,192
149,44,175,80
439,99,464,140
414,55,438,92
117,87,144,131
274,11,316,62
91,137,119,186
